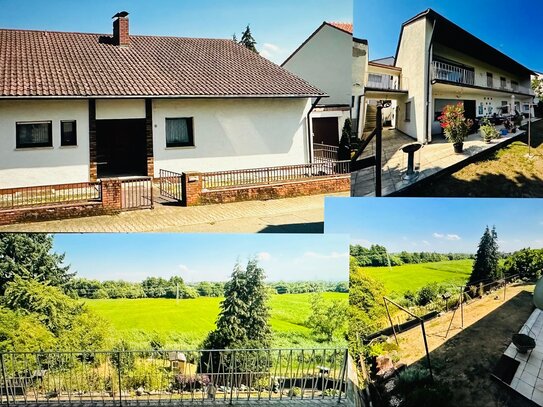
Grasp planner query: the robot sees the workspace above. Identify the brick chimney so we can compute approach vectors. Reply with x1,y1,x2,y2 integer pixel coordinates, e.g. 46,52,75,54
112,11,130,47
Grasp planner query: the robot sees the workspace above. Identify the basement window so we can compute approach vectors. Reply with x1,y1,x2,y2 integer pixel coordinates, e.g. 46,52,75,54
404,102,411,122
16,121,53,148
61,120,77,146
166,118,194,147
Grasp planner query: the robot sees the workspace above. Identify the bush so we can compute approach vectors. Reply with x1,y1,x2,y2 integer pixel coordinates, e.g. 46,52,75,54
416,283,440,306
395,366,432,396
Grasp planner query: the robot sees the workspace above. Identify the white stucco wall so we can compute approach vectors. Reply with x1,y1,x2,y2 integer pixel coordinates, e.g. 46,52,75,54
395,17,433,142
283,24,352,106
152,98,311,175
0,100,90,188
96,99,146,119
352,40,369,137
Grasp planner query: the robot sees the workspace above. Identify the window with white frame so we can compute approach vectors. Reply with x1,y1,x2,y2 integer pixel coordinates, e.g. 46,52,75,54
16,121,53,148
404,102,411,122
165,118,194,147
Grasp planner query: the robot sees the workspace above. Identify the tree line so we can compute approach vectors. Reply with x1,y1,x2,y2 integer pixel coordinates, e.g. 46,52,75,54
67,278,347,299
350,244,474,267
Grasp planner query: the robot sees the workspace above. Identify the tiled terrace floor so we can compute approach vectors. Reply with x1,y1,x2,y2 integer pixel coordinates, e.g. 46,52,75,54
351,119,540,197
502,308,543,405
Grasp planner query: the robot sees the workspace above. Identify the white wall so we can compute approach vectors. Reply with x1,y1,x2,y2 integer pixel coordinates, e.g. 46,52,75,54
395,17,433,142
96,99,146,119
283,24,352,106
352,40,369,137
152,98,311,175
0,100,90,188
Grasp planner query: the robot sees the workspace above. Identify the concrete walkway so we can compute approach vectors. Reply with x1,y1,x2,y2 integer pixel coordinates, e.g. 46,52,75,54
351,119,540,196
0,193,348,233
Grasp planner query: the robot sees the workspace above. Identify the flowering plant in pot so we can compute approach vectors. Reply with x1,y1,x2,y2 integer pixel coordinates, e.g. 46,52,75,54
438,103,473,153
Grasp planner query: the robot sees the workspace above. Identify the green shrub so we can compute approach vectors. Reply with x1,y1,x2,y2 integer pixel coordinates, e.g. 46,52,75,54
416,283,440,306
395,366,432,395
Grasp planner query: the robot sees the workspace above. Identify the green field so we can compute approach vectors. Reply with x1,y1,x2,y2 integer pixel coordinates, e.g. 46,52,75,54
364,259,473,294
85,292,347,348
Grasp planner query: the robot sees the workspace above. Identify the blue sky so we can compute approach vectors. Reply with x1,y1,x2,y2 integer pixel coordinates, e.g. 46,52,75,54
52,233,349,283
325,198,543,253
0,0,351,64
354,0,543,72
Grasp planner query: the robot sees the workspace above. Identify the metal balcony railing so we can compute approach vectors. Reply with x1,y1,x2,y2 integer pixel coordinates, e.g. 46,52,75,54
365,72,407,91
432,61,534,95
431,61,475,86
0,348,348,406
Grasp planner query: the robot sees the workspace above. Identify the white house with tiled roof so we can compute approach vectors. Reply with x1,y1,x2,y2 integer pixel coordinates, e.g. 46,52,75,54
281,22,353,149
0,12,325,188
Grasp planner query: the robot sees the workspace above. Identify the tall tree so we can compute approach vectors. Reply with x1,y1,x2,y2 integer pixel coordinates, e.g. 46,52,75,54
338,119,352,161
0,233,73,295
468,226,500,285
238,25,258,53
244,259,272,347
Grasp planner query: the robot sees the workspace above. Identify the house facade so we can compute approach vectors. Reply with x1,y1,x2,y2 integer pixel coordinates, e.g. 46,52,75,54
281,22,353,148
360,9,535,144
0,13,324,188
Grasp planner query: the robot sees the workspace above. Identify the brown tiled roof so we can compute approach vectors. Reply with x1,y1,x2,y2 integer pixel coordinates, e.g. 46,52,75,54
0,29,325,98
328,22,353,34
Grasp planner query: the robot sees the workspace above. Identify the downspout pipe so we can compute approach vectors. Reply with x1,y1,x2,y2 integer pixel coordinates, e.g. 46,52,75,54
425,19,437,144
306,96,322,163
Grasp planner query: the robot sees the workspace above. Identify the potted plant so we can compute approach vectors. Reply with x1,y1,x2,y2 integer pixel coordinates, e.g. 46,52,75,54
438,103,473,153
479,118,499,143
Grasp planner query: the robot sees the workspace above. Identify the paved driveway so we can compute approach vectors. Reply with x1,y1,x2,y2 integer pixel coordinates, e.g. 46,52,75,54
0,193,348,233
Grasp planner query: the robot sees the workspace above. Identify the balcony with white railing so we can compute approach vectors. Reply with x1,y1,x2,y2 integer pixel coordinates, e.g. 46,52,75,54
432,60,534,96
431,61,475,86
365,72,408,92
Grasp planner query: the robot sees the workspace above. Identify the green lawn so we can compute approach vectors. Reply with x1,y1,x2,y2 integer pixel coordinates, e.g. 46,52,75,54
404,120,543,197
363,259,473,295
84,292,347,348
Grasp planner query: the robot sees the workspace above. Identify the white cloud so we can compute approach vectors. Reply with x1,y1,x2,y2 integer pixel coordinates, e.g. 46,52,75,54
422,240,430,246
304,251,349,260
433,233,461,241
259,42,284,62
256,252,272,261
352,238,372,247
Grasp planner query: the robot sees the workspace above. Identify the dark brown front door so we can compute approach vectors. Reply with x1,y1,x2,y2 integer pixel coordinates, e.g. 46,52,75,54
96,119,147,177
312,117,339,146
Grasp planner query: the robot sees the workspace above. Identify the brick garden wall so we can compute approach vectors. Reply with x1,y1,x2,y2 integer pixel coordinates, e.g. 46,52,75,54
0,179,124,226
181,172,350,206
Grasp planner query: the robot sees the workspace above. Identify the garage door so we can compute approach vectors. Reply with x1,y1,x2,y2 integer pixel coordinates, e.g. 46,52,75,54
312,117,339,146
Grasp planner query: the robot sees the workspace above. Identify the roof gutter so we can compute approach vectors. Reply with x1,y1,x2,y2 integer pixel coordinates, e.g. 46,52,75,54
0,94,325,100
425,18,437,144
306,96,322,162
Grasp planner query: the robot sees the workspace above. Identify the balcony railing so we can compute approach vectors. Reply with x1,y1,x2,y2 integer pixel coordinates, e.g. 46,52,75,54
365,72,407,91
431,61,475,86
0,348,348,406
432,61,534,95
313,143,339,162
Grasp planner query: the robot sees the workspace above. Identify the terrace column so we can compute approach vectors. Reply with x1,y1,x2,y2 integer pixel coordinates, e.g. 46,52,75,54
89,99,98,181
145,99,154,178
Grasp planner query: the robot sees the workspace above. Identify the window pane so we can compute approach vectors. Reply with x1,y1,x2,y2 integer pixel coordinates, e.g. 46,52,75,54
166,118,192,146
16,122,52,148
61,121,77,146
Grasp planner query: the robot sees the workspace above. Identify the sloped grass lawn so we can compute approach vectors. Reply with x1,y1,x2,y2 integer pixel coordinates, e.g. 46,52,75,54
85,292,347,348
364,259,473,295
404,120,543,197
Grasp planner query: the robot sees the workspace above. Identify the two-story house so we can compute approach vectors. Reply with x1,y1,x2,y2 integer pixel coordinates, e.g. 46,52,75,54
282,22,353,150
361,9,535,144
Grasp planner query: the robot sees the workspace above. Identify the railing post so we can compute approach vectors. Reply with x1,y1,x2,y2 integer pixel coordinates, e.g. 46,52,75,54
337,349,348,403
229,351,236,405
0,353,10,407
117,352,122,407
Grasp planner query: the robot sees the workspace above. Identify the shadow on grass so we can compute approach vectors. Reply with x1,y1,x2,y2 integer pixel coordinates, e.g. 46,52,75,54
407,288,535,407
